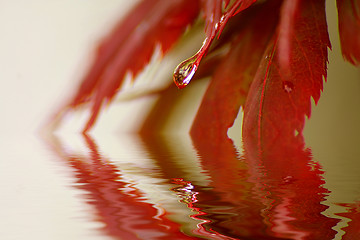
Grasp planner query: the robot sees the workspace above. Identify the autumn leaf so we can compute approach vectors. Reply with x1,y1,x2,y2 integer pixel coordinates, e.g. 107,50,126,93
191,0,281,139
43,1,360,238
242,0,331,151
51,0,360,143
173,0,257,89
239,6,340,237
61,0,201,132
277,0,299,70
337,0,360,65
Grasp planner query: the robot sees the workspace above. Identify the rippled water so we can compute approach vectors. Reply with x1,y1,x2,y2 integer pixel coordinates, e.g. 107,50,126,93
2,133,359,240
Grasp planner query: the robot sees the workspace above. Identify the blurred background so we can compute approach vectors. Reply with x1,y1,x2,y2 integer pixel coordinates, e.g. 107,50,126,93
0,1,359,239
0,0,359,136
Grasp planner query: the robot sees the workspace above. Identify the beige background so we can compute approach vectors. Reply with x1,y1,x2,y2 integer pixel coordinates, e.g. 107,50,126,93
0,1,359,239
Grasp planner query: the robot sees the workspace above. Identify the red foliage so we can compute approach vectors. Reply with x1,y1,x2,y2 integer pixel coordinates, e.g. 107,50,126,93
191,0,280,139
173,0,256,89
64,0,201,132
242,0,330,150
337,0,360,65
53,0,360,144
47,2,360,238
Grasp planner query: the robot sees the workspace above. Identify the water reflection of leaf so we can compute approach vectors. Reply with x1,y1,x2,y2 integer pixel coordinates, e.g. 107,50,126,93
139,133,230,239
336,202,360,239
44,132,360,239
190,135,274,239
46,134,197,240
242,122,340,239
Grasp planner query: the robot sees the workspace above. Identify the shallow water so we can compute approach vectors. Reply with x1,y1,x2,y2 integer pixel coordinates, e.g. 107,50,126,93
2,133,359,240
1,0,360,239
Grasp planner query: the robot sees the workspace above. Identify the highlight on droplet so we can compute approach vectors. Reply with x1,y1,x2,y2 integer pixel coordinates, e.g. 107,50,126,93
173,54,199,89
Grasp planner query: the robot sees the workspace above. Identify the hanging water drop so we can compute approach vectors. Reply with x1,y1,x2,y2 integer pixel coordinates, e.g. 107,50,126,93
173,54,199,89
282,81,294,93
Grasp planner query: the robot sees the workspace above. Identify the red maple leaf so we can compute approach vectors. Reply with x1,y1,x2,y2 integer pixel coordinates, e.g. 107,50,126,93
51,0,360,149
243,0,330,151
46,2,360,238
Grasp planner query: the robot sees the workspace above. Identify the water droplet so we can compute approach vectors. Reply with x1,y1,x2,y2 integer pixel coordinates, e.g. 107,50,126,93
173,54,199,89
282,81,294,93
220,15,225,23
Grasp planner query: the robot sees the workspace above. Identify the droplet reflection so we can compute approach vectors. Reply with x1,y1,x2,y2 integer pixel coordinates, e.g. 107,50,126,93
173,54,199,89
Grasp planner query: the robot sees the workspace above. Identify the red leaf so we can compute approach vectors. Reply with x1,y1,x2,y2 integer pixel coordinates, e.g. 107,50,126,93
337,0,360,65
278,0,300,70
243,0,330,150
191,1,281,138
173,0,257,89
64,0,201,132
70,0,161,108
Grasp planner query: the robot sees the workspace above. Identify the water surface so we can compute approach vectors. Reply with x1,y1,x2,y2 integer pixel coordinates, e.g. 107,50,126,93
2,133,358,239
